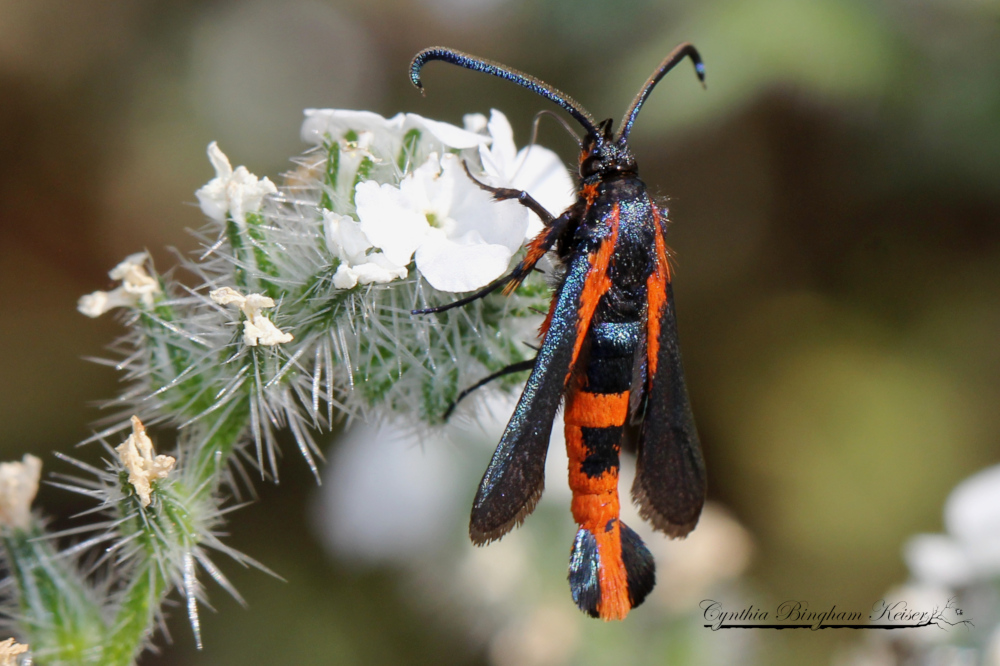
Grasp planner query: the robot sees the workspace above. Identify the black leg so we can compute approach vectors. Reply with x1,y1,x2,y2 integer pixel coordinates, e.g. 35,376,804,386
462,161,556,226
443,358,536,421
411,273,515,315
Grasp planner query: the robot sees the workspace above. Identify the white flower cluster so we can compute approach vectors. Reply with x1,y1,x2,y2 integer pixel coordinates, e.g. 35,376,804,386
66,100,581,483
302,108,572,292
74,105,574,488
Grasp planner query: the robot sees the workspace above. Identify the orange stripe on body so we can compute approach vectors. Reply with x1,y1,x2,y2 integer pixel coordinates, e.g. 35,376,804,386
594,526,630,620
540,203,620,344
646,207,671,376
562,205,628,620
565,424,618,500
565,390,629,428
504,228,551,296
565,420,631,620
568,207,620,378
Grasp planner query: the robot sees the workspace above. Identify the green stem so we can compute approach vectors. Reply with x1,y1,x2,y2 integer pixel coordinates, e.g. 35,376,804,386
101,562,168,666
225,215,249,290
192,397,251,491
244,213,280,298
99,394,248,664
319,140,340,211
2,527,106,665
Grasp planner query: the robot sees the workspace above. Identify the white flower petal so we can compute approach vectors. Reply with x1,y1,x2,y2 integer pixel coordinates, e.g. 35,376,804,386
364,253,408,281
243,293,276,310
487,109,518,172
210,287,246,308
116,416,175,508
333,264,360,290
406,155,458,216
194,142,237,221
322,211,373,264
355,180,429,267
212,287,292,346
415,236,513,292
967,536,1000,580
196,142,234,222
303,110,487,175
0,638,29,663
195,142,276,223
77,290,110,318
478,109,518,186
108,252,150,280
353,259,408,285
79,253,160,316
206,140,233,179
108,253,160,307
322,207,408,288
473,109,573,239
78,288,134,317
195,179,229,222
511,145,575,238
463,113,488,134
403,113,490,150
244,315,294,347
0,454,41,529
228,166,277,224
302,109,399,145
443,154,527,254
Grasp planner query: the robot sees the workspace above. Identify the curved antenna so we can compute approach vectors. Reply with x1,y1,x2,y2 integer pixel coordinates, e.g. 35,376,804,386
411,47,600,138
530,109,582,149
616,42,706,141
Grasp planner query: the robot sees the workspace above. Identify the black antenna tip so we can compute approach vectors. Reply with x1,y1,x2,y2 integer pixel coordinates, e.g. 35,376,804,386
695,61,707,89
409,49,434,93
409,70,426,95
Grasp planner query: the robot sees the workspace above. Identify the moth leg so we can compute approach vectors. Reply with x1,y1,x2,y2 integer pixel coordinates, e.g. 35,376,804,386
411,273,515,314
462,161,556,226
443,358,536,421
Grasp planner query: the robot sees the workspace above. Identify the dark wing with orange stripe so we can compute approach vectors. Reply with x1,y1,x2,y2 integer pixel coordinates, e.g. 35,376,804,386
469,248,596,544
632,216,706,538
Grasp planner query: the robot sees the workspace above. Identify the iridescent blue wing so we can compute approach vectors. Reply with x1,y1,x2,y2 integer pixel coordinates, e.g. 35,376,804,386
469,249,595,544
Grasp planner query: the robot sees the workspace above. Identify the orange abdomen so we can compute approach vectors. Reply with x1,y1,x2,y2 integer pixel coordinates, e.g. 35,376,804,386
565,383,631,620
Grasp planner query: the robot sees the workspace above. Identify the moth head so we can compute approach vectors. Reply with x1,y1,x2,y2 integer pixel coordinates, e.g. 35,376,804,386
579,120,637,180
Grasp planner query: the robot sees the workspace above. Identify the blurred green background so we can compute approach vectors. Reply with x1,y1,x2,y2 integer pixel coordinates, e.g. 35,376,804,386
1,0,998,664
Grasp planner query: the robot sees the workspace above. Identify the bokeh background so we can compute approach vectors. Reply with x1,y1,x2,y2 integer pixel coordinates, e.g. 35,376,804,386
2,0,998,664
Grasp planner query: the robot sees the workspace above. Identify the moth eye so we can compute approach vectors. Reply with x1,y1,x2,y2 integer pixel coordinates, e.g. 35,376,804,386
581,156,601,178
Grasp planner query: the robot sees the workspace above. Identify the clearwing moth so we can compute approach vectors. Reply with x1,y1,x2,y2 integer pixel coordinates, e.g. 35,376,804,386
410,44,707,620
